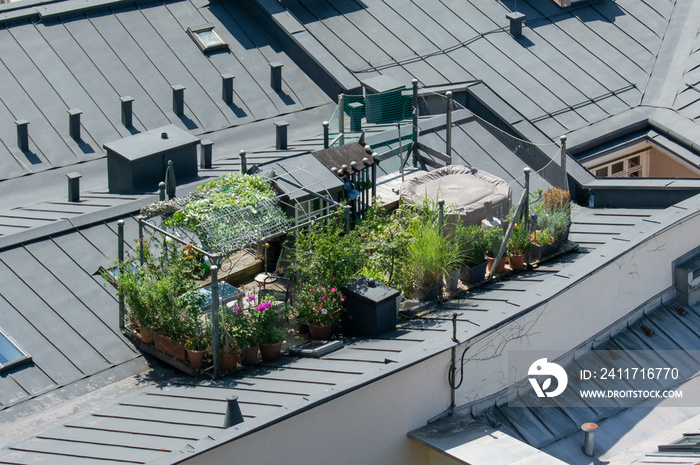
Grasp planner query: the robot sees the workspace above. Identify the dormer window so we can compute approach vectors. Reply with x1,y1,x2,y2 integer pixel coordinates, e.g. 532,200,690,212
187,24,228,53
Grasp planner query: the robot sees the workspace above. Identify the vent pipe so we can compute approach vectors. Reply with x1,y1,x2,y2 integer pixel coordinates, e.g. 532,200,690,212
581,422,598,457
323,121,329,149
224,396,244,427
120,96,134,128
506,12,526,38
349,102,363,132
67,172,81,202
239,150,247,174
270,62,283,92
68,108,82,140
221,73,235,104
172,85,185,116
275,121,289,150
201,139,213,169
15,119,29,151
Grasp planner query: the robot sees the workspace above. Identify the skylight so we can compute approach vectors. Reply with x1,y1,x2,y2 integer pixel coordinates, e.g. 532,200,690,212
187,24,228,53
0,328,30,372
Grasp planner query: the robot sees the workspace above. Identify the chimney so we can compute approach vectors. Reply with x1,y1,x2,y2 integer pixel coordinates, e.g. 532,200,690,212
221,73,235,104
581,422,598,457
506,12,526,38
120,96,134,128
67,172,81,202
171,85,185,116
275,121,289,150
68,108,82,140
270,62,283,92
201,139,213,169
15,119,29,151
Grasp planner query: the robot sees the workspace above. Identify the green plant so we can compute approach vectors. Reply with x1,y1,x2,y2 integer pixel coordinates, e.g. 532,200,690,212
255,301,284,345
507,221,531,255
287,207,361,287
293,281,345,326
407,217,460,289
484,226,505,258
455,224,489,266
531,228,554,246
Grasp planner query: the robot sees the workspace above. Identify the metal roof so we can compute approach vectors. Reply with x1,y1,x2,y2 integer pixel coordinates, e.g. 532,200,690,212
0,0,331,181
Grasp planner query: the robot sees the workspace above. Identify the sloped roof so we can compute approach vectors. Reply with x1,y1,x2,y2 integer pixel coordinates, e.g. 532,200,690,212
0,0,330,181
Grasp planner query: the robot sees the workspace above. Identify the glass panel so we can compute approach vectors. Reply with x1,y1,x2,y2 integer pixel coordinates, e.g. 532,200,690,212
628,155,641,168
0,330,28,368
196,30,224,48
629,170,641,178
611,161,624,175
595,167,608,177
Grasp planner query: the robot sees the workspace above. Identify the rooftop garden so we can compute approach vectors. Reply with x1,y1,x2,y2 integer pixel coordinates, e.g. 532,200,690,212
114,171,572,377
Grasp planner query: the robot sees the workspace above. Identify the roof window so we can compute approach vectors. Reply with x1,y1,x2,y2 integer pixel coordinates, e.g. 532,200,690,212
0,328,31,372
187,24,228,53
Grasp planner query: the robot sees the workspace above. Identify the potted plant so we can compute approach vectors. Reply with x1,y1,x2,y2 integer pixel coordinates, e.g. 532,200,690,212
484,226,506,274
507,221,530,271
293,280,345,339
406,217,461,301
528,187,571,262
185,329,209,369
455,224,490,284
255,300,285,362
225,299,258,366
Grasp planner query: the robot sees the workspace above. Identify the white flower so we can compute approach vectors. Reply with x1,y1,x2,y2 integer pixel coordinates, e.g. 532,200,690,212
321,308,328,315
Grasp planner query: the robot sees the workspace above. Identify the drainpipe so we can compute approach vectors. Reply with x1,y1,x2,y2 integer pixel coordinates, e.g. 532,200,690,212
450,312,458,415
117,220,125,332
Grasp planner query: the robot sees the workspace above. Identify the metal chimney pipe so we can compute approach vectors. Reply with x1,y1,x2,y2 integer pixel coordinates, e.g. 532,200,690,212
581,422,598,457
172,85,185,116
270,62,283,92
15,119,29,151
67,172,81,202
323,121,329,149
201,139,213,169
275,121,289,150
119,95,134,128
223,396,244,427
560,135,568,191
506,12,526,38
221,73,235,104
68,108,82,140
120,96,134,128
239,150,247,174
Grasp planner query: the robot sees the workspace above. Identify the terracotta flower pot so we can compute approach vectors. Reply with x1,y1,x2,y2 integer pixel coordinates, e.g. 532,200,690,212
308,323,333,340
486,256,506,274
240,345,259,366
186,348,206,369
220,351,239,371
154,333,186,360
140,326,154,344
260,341,283,362
509,253,525,271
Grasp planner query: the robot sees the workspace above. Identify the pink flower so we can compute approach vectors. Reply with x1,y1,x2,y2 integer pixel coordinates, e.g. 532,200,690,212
330,287,336,293
246,295,255,303
320,296,326,301
310,288,315,293
235,306,242,312
263,301,272,309
340,297,345,302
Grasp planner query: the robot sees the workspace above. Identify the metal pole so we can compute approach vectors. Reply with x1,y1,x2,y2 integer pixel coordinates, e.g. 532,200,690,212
446,91,453,164
158,182,165,201
524,168,531,269
323,121,329,149
398,123,404,182
117,220,125,332
450,312,458,415
138,218,145,266
211,266,220,379
239,150,247,174
560,135,567,192
438,199,445,235
363,157,369,215
412,79,418,168
338,94,345,146
344,205,351,234
371,153,378,201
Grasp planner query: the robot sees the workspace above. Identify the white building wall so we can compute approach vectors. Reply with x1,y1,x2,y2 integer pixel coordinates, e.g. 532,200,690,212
182,351,452,465
455,204,700,409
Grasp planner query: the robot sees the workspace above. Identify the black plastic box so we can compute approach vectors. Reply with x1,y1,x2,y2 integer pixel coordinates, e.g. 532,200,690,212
342,277,400,337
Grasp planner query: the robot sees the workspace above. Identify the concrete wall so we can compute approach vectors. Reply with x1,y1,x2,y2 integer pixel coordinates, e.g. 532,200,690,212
182,351,452,465
454,201,700,409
